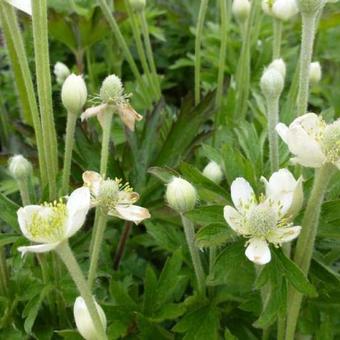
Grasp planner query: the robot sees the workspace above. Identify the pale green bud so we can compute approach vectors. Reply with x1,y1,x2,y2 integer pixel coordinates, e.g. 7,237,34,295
54,62,70,85
61,74,87,114
309,61,322,85
129,0,146,11
166,177,197,213
232,0,251,22
202,161,224,184
8,155,32,180
260,67,284,98
100,74,124,104
268,58,286,79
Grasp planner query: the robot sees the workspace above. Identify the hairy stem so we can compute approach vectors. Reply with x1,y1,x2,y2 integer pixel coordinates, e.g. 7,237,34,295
100,111,113,177
266,96,280,172
272,19,282,59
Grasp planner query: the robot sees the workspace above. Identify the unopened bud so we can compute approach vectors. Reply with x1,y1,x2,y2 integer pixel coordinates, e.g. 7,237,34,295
8,155,32,180
262,0,299,21
73,296,107,340
297,0,323,14
260,67,284,98
309,61,322,85
268,58,286,79
166,177,197,213
232,0,251,22
129,0,146,11
61,74,87,114
202,161,224,184
54,62,70,85
100,75,124,104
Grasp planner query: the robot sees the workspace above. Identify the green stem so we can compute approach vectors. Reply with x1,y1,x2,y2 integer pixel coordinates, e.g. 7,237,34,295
56,241,107,339
296,13,317,117
0,247,9,297
266,96,280,172
17,177,31,206
277,316,286,340
140,10,161,99
113,221,133,270
180,214,205,296
272,19,282,59
61,112,78,195
215,0,227,114
32,0,58,200
0,2,47,187
88,212,108,289
285,163,335,340
99,111,113,177
194,0,209,105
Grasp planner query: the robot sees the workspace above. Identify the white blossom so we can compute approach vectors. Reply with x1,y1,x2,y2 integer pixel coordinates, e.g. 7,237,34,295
262,0,299,21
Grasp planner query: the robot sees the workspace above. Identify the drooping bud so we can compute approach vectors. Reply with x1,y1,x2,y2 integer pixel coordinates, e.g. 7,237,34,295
297,0,324,15
73,296,107,340
232,0,251,22
129,0,146,12
61,74,87,114
262,0,299,21
8,155,32,180
260,67,284,98
202,161,224,184
268,58,286,79
166,177,197,213
54,62,70,85
100,75,124,104
309,61,322,85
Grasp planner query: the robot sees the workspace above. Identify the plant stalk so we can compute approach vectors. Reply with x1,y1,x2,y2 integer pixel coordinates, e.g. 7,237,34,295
267,96,280,172
99,111,113,177
114,221,133,270
272,19,282,59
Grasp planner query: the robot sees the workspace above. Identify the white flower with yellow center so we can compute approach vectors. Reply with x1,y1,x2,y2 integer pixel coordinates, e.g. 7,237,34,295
83,171,150,224
224,170,302,265
262,0,299,21
276,112,340,169
17,187,91,255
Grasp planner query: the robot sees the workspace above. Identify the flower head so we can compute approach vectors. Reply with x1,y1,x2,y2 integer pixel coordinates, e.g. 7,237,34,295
232,0,251,22
73,296,107,340
224,171,302,265
54,62,70,85
309,61,322,85
262,0,299,21
276,112,340,169
17,187,90,255
8,155,32,180
82,171,150,224
202,161,224,184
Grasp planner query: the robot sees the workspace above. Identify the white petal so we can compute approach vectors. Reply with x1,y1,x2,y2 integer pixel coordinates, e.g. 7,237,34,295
267,226,301,244
80,103,107,122
82,171,103,197
110,205,151,225
5,0,31,15
292,112,321,133
66,187,91,237
276,123,289,144
245,238,271,265
223,205,248,235
18,242,60,256
231,178,255,213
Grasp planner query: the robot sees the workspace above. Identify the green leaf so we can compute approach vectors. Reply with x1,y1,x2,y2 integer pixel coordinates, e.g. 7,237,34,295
273,248,317,297
0,193,19,230
151,303,186,322
0,234,20,247
148,166,179,184
195,223,234,248
143,265,158,316
185,205,225,225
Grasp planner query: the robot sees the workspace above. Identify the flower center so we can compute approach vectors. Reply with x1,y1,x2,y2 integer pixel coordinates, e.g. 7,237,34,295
97,180,119,210
27,201,67,242
322,122,340,163
247,204,277,237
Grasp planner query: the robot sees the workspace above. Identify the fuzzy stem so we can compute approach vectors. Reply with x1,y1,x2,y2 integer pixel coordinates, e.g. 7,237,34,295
180,214,205,296
194,0,209,105
99,111,113,177
32,0,59,199
0,247,9,297
266,96,280,172
56,241,107,339
17,177,31,206
61,112,78,195
215,0,227,113
0,2,47,187
88,212,108,289
285,163,335,340
272,19,282,59
296,13,317,117
114,221,133,270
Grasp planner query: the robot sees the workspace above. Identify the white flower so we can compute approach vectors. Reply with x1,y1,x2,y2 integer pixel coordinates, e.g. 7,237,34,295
276,112,340,169
224,174,302,265
232,0,251,22
5,0,31,15
73,296,107,340
202,161,224,184
83,171,150,224
54,62,71,85
309,61,322,85
17,187,91,255
61,74,87,114
262,0,299,21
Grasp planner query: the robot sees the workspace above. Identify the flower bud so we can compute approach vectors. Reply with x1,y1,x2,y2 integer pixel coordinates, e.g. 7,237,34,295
232,0,251,22
73,296,107,340
260,67,284,98
309,61,322,85
129,0,146,11
166,177,197,213
202,161,224,184
268,58,286,79
100,74,124,104
8,155,32,180
262,0,299,21
61,74,87,114
54,62,70,85
297,0,323,14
